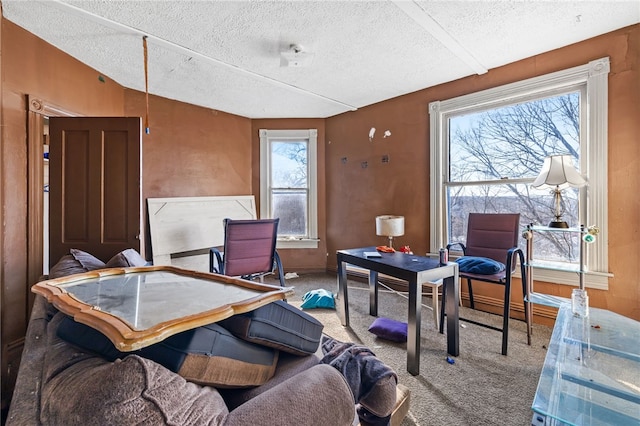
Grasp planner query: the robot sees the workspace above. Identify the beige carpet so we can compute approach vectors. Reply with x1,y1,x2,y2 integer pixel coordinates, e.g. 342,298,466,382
267,272,553,426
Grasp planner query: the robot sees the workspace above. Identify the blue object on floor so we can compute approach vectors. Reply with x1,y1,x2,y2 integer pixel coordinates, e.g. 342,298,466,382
301,289,336,310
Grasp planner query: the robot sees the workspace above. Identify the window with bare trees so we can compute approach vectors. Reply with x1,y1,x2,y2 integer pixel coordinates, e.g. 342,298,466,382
430,58,611,289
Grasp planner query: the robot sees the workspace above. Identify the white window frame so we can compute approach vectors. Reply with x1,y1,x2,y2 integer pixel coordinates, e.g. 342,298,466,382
429,57,611,290
260,129,318,249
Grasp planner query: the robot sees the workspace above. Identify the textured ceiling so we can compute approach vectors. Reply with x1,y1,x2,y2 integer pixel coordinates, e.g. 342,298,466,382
3,0,639,118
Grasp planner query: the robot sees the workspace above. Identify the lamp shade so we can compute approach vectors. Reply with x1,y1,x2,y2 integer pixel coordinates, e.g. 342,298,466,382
376,215,405,237
531,155,586,190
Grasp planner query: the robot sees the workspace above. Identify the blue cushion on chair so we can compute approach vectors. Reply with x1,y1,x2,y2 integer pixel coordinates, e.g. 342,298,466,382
455,256,506,274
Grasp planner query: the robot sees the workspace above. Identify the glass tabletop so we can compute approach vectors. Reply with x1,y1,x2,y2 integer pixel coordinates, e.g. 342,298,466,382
33,266,294,351
532,303,640,425
58,270,273,330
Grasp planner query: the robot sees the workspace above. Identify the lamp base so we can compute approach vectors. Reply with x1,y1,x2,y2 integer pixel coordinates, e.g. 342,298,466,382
548,220,569,229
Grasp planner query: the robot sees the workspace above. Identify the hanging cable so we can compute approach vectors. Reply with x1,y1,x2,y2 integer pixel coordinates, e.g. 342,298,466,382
143,36,150,134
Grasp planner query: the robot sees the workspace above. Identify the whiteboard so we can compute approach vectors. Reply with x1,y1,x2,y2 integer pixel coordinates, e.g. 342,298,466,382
147,196,256,271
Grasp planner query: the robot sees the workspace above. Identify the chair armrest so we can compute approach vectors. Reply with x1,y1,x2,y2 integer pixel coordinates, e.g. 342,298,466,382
209,247,224,274
446,242,466,254
505,247,525,274
224,364,355,426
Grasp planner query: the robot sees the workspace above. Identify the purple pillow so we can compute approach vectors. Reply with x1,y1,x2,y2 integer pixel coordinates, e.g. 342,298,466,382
368,317,408,342
106,248,147,268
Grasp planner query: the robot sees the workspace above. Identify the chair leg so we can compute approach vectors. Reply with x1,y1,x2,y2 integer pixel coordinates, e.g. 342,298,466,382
521,261,532,346
425,282,441,329
439,282,446,334
501,280,512,356
273,251,285,288
467,278,475,309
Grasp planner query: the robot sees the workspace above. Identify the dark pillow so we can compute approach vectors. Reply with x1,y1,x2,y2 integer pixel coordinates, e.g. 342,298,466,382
57,315,278,388
368,317,407,343
455,256,505,274
105,248,148,268
70,248,106,270
48,254,87,279
219,300,324,356
49,249,106,278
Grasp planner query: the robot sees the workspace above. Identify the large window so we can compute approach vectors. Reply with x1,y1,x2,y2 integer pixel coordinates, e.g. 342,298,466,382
260,129,318,249
429,58,611,289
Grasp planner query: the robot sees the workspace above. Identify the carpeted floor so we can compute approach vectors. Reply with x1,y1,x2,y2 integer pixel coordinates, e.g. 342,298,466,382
266,272,553,426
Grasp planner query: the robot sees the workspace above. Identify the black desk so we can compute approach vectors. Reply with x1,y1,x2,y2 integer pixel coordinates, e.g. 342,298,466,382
336,247,459,375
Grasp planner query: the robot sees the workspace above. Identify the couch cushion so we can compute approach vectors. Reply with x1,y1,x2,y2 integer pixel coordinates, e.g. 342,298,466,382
42,312,229,425
57,314,278,388
105,248,148,268
219,300,324,356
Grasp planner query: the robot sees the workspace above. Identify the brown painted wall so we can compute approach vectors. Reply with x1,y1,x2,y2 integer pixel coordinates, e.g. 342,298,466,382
123,91,253,258
0,19,126,408
326,24,640,323
251,119,328,272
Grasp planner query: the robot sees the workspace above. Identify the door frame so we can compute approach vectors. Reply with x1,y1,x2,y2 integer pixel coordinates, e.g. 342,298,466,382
26,96,77,302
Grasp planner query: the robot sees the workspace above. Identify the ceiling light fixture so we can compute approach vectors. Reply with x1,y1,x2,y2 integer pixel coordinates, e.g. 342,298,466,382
280,44,315,68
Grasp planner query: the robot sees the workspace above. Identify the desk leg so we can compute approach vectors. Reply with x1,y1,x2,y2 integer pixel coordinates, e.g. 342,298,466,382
337,259,349,327
369,270,379,317
444,272,459,357
407,278,421,375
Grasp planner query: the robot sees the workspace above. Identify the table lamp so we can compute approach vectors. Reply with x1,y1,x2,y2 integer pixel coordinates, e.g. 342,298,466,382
376,215,404,248
531,155,586,228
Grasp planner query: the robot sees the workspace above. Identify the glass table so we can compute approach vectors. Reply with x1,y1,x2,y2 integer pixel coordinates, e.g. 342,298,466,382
531,303,640,425
32,265,294,351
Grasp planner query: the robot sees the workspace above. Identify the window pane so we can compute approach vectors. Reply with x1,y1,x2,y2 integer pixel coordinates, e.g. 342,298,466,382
447,184,580,262
271,141,308,188
449,92,581,183
272,190,308,237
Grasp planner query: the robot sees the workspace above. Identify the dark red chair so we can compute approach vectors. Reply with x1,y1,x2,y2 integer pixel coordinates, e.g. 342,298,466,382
209,218,285,287
440,213,530,355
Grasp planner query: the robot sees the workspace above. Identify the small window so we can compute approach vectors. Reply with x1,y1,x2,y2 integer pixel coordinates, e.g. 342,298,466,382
260,129,318,249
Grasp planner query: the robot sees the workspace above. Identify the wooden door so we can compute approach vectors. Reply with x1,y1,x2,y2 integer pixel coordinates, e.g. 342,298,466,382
48,117,141,267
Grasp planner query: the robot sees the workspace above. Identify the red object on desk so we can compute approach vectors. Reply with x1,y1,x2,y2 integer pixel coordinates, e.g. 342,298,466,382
376,245,395,253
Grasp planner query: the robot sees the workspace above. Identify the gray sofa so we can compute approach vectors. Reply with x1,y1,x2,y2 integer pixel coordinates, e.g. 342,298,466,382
8,294,358,426
7,248,409,425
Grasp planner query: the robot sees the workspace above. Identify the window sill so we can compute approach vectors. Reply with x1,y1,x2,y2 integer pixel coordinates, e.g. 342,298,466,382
276,238,319,249
436,252,612,290
513,267,612,291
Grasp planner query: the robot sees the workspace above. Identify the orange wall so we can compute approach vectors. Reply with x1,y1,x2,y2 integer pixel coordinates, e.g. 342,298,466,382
0,19,127,407
325,24,640,322
123,91,253,258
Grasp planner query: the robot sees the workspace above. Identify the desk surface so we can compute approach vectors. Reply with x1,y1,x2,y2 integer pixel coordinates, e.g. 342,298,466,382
337,247,453,282
532,303,640,425
32,266,294,351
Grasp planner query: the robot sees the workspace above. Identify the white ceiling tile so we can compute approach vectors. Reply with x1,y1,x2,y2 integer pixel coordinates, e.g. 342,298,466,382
3,0,637,118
